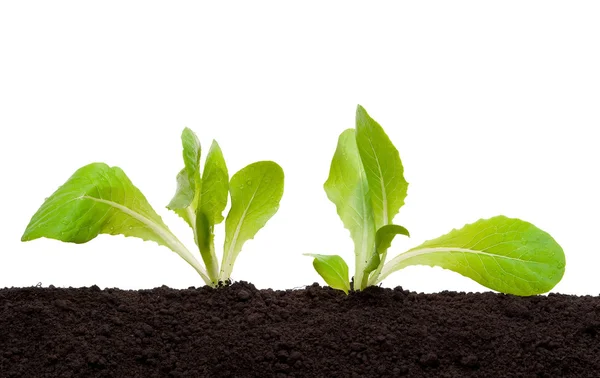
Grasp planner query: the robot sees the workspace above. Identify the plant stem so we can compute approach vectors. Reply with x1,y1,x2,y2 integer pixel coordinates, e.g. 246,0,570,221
199,232,219,284
368,250,387,286
166,232,212,286
83,196,212,285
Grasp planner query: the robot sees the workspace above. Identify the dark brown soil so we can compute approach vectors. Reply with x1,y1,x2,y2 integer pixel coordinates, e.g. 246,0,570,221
1,282,599,378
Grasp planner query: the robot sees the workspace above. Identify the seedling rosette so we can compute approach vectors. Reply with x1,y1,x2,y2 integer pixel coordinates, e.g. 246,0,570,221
21,128,284,286
306,105,565,296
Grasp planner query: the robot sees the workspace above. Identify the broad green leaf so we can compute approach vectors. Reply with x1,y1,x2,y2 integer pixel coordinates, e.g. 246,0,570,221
220,161,284,280
199,140,229,225
377,216,566,296
376,224,410,255
21,163,210,283
196,140,229,282
324,129,376,290
355,105,408,229
167,127,201,211
304,254,350,294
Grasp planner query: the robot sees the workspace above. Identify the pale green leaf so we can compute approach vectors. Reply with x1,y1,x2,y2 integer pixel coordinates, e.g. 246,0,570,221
21,163,210,283
168,169,194,226
199,140,229,225
355,105,408,229
304,254,350,294
167,127,201,210
324,129,376,290
220,161,284,280
377,216,566,296
196,140,229,282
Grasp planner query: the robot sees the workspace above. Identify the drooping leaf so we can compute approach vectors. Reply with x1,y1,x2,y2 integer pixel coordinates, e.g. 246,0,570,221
377,216,566,296
324,129,376,290
367,224,411,285
355,105,408,229
304,254,350,294
376,224,410,255
220,161,284,280
167,168,194,227
167,127,201,211
21,163,210,283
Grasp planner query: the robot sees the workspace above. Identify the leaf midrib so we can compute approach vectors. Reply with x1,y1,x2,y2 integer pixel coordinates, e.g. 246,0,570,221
403,246,546,264
366,137,388,225
225,175,264,259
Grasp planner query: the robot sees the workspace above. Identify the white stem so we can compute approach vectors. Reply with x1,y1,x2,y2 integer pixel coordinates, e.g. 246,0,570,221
219,185,260,282
368,250,387,286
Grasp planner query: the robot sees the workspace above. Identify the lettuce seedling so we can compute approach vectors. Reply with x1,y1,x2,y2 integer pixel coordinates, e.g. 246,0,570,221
21,128,284,286
306,105,565,296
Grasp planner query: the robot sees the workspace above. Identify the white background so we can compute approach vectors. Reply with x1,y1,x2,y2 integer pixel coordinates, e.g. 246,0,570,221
1,2,598,295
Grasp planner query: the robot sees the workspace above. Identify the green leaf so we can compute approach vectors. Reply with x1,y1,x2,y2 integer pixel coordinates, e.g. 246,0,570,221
324,129,376,290
367,224,411,286
195,211,218,282
377,216,566,296
363,252,381,286
21,163,210,283
167,127,201,211
199,140,229,225
196,140,229,282
376,224,410,255
304,254,350,294
355,105,408,229
167,169,194,227
220,161,284,280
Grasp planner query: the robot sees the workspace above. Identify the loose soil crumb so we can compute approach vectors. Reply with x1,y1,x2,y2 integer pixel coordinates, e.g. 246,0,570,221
1,282,599,377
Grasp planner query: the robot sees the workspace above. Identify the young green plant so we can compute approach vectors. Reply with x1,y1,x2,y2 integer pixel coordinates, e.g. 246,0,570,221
305,105,565,296
21,128,284,286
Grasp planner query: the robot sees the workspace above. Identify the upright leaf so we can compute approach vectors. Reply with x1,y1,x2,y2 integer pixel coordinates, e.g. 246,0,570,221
304,254,350,294
197,140,229,281
21,163,210,283
199,140,229,225
377,216,566,296
181,127,202,197
355,105,408,229
220,161,284,280
167,128,202,223
324,129,376,290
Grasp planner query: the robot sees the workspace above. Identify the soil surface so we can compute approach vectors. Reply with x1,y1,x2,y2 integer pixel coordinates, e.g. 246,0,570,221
1,282,599,378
